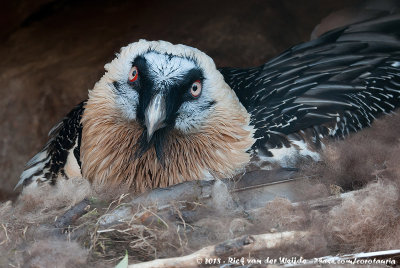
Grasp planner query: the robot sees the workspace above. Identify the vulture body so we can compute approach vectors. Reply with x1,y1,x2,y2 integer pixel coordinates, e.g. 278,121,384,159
17,14,400,191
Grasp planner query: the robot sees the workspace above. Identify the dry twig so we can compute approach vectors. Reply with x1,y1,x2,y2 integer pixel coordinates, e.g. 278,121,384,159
128,231,310,268
54,198,91,230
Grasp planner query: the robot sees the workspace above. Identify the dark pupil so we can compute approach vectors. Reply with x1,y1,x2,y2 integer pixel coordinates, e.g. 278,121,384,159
192,85,198,91
132,70,136,76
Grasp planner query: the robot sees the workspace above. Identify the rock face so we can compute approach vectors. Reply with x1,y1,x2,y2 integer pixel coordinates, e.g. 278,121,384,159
0,0,55,41
0,0,362,198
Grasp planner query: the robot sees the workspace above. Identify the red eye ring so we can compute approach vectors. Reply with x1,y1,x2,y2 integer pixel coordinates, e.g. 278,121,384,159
129,66,139,82
190,80,202,98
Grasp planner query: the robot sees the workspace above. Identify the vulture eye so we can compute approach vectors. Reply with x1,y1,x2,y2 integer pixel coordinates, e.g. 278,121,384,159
190,80,202,98
129,66,139,82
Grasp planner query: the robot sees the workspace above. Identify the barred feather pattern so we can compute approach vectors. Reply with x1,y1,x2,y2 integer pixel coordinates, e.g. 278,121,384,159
220,15,400,166
16,102,84,188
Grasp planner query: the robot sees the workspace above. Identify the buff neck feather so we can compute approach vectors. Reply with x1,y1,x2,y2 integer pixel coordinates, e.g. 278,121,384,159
80,89,254,192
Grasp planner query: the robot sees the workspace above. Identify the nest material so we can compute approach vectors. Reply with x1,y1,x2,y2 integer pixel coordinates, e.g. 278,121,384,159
2,115,400,267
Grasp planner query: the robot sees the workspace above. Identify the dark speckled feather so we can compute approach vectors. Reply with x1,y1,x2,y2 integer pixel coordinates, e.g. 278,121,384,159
219,14,400,162
16,102,85,188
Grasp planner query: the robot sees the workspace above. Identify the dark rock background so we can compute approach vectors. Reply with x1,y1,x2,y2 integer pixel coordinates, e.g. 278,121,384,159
0,0,362,199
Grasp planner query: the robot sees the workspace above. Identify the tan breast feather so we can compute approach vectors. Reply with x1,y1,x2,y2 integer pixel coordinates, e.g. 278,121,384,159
81,91,254,192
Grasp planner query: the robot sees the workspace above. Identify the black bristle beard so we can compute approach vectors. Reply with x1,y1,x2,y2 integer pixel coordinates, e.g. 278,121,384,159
135,127,170,166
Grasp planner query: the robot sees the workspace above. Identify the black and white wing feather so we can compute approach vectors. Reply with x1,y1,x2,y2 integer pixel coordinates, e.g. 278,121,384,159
16,102,85,188
220,15,400,164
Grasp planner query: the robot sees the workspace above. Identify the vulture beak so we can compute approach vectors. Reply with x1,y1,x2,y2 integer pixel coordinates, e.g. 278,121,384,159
145,93,167,142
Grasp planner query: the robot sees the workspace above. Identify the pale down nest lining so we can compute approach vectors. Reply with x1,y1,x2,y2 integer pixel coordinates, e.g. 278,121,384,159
1,114,400,267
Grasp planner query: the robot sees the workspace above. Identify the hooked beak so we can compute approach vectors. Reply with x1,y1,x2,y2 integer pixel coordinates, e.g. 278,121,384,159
145,94,167,142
